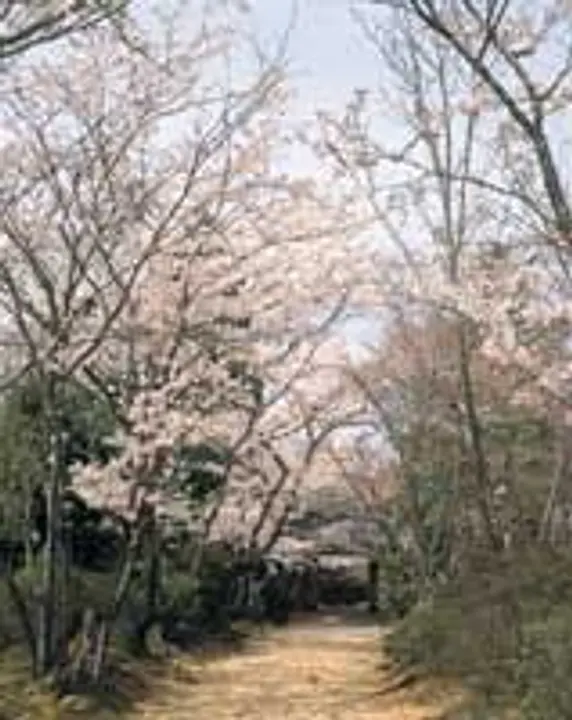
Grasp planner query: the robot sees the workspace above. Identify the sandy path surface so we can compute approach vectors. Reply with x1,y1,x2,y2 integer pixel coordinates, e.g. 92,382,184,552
127,613,463,719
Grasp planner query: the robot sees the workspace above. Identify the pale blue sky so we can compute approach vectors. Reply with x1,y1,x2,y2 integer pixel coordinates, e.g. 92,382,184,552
245,2,385,348
248,1,379,119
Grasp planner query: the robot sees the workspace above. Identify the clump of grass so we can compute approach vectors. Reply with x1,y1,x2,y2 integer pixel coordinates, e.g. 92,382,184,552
0,647,60,720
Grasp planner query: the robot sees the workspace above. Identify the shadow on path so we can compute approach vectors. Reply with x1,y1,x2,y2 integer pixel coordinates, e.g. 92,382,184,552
126,609,466,719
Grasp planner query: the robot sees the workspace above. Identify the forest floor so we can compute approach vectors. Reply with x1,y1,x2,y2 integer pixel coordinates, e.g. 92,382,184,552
125,609,467,720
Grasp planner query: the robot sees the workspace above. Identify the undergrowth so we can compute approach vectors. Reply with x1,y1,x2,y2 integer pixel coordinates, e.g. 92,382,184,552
385,546,572,719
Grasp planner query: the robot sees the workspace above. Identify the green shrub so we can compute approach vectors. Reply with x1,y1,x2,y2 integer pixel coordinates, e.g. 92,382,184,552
386,548,572,717
376,549,419,621
517,607,572,719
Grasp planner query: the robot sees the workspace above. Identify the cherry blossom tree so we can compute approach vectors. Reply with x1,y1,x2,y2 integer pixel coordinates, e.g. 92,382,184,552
312,1,572,565
0,0,381,680
0,0,128,63
359,0,572,388
66,152,367,680
370,0,572,239
1,0,331,679
208,330,370,553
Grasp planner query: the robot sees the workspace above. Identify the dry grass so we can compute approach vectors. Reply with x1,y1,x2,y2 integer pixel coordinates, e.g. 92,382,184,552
127,613,465,720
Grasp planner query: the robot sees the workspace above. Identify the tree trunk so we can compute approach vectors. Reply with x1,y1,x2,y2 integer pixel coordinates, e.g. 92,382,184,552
367,558,379,614
6,573,37,673
37,426,63,676
457,324,502,552
133,509,162,655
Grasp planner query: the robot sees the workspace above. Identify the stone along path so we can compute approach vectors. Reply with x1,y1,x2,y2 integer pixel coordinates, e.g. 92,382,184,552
127,613,464,719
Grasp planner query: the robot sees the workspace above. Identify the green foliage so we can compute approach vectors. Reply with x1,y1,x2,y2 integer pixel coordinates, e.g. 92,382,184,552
386,548,572,718
169,442,231,506
375,469,452,620
161,571,200,619
0,581,21,649
0,374,117,540
225,357,264,406
0,370,242,692
9,373,117,469
516,610,572,720
376,506,419,620
194,544,234,625
163,541,234,632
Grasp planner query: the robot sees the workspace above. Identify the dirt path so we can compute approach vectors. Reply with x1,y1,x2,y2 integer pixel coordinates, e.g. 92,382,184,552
127,613,463,719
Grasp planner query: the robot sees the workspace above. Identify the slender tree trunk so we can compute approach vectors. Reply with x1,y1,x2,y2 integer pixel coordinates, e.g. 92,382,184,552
134,509,162,654
91,530,141,680
6,573,37,673
38,422,63,676
146,511,161,625
539,432,570,545
367,558,379,614
457,324,502,552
